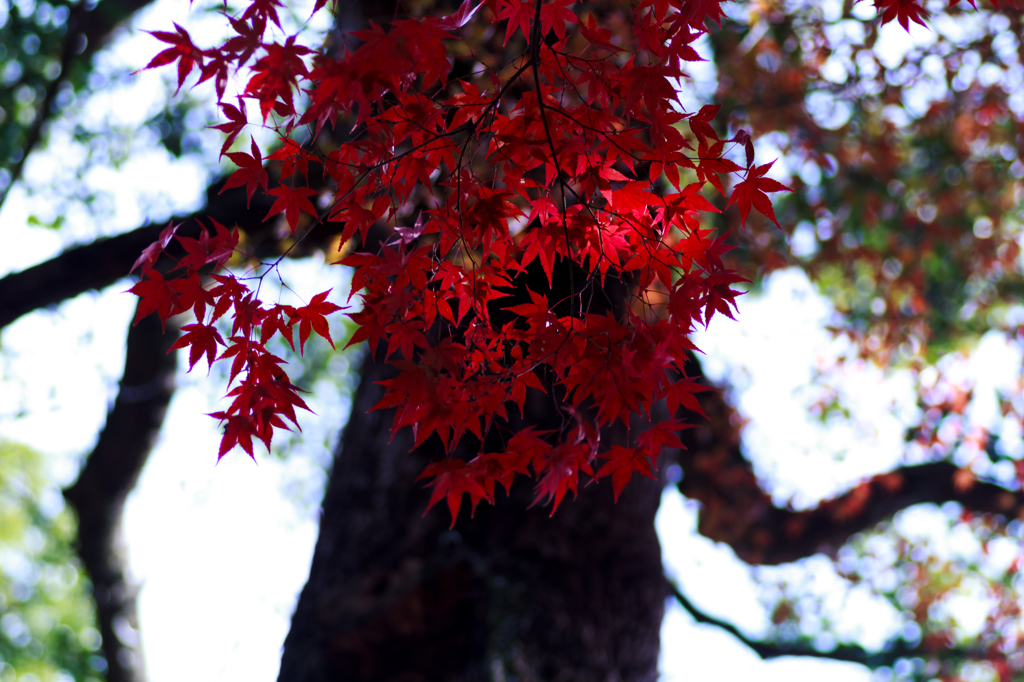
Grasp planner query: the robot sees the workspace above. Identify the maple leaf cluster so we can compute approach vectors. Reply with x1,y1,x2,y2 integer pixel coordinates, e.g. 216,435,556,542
131,0,971,524
129,219,339,458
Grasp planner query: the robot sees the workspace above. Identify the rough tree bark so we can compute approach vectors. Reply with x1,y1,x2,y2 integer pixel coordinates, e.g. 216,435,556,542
277,2,668,670
278,351,667,682
278,190,668,680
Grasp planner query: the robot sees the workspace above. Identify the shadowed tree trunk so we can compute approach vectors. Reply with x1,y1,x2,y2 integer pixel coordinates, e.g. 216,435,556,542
280,0,673,669
278,350,668,682
63,305,178,682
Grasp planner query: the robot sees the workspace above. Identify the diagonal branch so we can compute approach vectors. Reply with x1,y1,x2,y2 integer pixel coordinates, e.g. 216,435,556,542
677,375,1024,566
0,174,348,330
1,220,174,331
668,578,993,667
63,302,179,682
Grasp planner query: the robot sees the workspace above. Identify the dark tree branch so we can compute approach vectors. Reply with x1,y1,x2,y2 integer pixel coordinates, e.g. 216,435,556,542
1,220,171,330
0,175,348,330
62,303,178,682
677,377,1024,565
668,579,992,667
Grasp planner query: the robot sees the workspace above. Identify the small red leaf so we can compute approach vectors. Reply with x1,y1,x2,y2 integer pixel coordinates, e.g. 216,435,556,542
265,184,319,232
726,160,793,228
170,322,225,372
135,23,202,92
418,459,491,527
220,137,268,207
289,290,342,354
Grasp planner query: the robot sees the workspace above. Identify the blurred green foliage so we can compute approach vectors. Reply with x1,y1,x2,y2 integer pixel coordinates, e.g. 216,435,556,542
0,0,78,192
0,440,104,682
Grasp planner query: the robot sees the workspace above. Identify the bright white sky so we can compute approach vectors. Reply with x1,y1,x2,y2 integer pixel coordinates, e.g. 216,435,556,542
1,0,1021,680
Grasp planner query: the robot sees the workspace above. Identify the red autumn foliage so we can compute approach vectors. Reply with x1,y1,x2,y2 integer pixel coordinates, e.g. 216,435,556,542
130,0,957,524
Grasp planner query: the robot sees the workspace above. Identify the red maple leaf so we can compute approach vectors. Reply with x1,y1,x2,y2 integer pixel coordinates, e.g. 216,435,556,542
504,287,552,332
290,290,342,354
604,181,659,218
678,0,727,28
130,221,179,274
136,23,202,92
219,336,265,384
635,419,688,459
579,12,619,51
384,320,430,361
170,272,216,321
219,137,268,207
519,220,564,287
210,99,248,156
726,160,793,228
539,0,576,40
625,65,677,117
170,322,225,372
703,270,750,326
212,414,259,459
429,0,483,30
595,446,656,502
495,0,533,45
265,184,319,232
532,443,593,514
663,377,711,417
267,138,316,179
173,220,235,272
418,458,491,527
203,219,240,271
688,104,722,146
241,0,284,30
221,15,263,66
874,0,929,30
128,269,179,330
245,36,311,120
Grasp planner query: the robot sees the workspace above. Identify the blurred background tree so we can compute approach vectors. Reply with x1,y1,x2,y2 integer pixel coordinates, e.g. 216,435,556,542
0,0,1023,680
0,440,104,682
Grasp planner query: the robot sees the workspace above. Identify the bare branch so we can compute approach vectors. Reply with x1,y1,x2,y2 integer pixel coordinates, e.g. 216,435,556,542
677,376,1024,565
0,175,346,330
668,579,992,667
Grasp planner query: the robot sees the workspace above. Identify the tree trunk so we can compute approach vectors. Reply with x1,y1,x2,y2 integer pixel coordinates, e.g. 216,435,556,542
64,305,178,682
278,349,667,681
